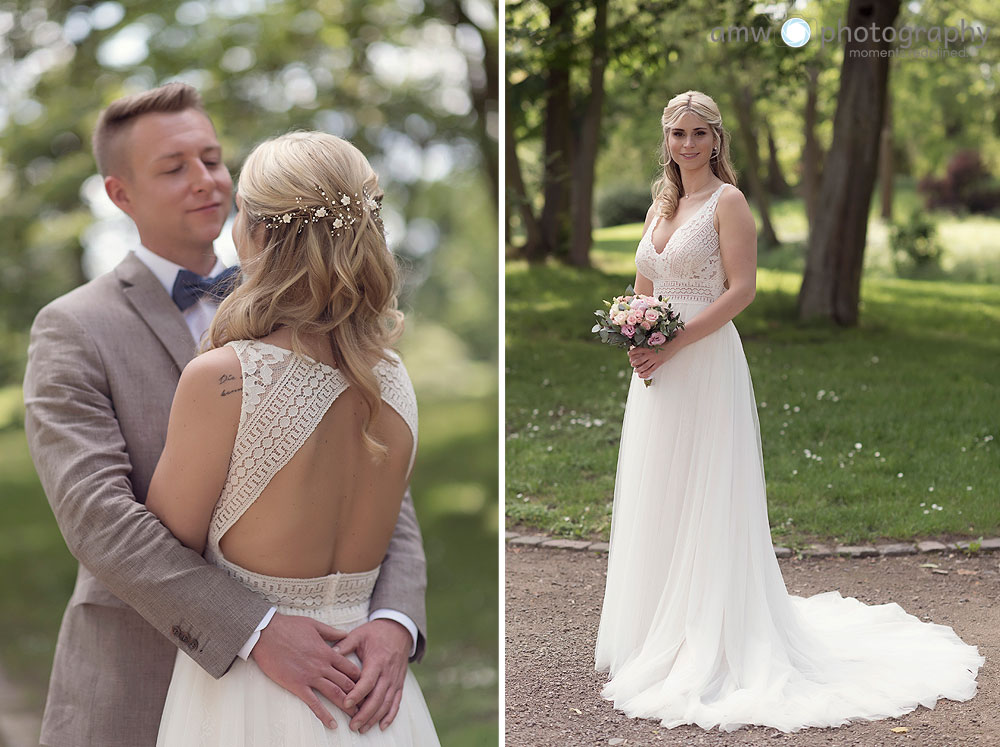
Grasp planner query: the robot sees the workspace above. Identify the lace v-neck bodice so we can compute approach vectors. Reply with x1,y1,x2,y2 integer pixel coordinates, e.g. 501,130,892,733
635,183,728,303
202,339,418,610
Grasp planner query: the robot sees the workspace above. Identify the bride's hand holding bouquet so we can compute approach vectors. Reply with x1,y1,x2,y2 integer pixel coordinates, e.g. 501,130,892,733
592,285,684,387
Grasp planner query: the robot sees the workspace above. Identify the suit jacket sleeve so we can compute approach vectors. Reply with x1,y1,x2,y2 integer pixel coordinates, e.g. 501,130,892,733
23,303,272,679
372,486,428,661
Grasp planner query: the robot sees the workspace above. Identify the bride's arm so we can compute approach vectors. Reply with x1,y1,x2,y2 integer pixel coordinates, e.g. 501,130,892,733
145,346,241,554
630,187,757,377
633,203,658,295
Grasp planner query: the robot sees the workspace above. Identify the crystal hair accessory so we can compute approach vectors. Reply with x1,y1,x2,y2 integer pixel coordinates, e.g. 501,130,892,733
257,185,383,237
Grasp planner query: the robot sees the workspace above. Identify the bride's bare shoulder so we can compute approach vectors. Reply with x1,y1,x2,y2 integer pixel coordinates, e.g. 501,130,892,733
718,183,748,205
715,185,753,228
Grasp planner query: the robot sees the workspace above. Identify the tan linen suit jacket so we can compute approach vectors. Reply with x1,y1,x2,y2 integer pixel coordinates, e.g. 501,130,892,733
23,252,427,746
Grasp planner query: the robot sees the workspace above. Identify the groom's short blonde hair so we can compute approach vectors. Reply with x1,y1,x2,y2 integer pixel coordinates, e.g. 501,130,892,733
92,82,209,177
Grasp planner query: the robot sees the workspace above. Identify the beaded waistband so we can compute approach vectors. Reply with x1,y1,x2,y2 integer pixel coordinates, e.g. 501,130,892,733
654,282,722,304
209,549,380,610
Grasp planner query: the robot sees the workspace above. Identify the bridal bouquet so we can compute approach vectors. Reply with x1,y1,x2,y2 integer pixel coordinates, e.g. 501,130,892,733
592,285,684,387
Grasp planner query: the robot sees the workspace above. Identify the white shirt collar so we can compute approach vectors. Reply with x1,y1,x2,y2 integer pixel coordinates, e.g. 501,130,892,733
132,244,227,297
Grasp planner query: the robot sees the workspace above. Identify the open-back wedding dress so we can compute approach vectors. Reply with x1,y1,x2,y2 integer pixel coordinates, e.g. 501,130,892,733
595,183,983,732
157,340,439,746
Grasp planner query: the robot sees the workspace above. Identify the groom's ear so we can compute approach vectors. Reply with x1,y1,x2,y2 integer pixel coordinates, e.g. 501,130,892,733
105,175,135,218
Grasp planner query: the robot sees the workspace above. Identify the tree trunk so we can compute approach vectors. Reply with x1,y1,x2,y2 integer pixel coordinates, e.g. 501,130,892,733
798,0,901,325
802,65,822,234
879,86,894,220
765,124,791,198
470,28,499,205
568,0,608,268
538,0,574,261
730,81,780,248
506,93,544,256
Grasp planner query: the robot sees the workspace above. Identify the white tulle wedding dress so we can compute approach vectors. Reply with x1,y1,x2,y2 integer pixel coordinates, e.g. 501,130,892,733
595,183,983,732
157,340,439,746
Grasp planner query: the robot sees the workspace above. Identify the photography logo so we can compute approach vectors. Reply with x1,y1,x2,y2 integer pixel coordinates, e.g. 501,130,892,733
781,18,811,47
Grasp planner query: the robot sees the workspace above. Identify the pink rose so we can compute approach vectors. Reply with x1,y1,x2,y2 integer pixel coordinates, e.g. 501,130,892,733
621,324,636,338
648,331,667,346
640,321,652,330
644,309,660,323
626,312,639,325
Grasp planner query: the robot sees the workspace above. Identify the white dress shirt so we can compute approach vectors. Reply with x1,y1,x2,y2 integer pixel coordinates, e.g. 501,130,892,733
131,246,418,657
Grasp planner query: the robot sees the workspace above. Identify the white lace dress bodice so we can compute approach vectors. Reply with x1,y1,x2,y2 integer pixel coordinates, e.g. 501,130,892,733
201,340,418,614
157,340,440,746
635,183,728,304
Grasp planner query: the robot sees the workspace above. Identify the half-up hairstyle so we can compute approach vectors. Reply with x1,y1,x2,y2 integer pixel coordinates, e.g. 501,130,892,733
208,131,403,457
652,90,738,219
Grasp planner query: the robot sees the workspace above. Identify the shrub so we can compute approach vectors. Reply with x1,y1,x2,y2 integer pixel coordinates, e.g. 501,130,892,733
918,150,1000,214
596,184,651,228
890,208,943,277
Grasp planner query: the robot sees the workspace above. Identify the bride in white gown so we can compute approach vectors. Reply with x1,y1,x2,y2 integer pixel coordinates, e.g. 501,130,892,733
595,90,983,733
145,132,439,745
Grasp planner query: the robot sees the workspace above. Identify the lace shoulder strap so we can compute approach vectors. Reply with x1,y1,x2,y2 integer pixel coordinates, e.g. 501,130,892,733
707,183,728,214
374,350,419,473
208,340,349,546
645,213,661,238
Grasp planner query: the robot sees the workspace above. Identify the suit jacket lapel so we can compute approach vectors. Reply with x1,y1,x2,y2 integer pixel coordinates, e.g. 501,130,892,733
116,253,197,371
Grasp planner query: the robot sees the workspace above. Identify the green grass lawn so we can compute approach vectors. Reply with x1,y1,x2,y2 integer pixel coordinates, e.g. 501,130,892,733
506,225,1000,548
0,386,498,745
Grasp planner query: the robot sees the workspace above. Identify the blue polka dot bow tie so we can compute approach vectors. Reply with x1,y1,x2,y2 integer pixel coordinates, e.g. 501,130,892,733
171,265,241,311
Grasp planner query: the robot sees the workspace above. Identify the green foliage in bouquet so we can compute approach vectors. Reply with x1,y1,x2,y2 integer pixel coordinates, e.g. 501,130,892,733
591,284,684,349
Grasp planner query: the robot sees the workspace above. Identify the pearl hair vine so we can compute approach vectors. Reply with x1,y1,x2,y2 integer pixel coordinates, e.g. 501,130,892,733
256,185,383,237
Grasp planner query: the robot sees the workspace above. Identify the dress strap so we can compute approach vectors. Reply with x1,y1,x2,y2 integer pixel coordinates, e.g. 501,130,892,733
646,213,661,236
374,351,419,474
208,340,348,546
707,183,728,211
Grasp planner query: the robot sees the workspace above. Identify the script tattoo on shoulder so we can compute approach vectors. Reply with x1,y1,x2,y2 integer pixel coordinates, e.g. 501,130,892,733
218,373,242,398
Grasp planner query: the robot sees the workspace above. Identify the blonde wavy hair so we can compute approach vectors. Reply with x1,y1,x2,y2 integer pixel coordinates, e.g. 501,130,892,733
208,131,403,457
652,90,738,219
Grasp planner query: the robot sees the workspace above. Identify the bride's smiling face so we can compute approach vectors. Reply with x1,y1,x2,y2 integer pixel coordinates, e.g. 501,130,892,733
666,111,716,170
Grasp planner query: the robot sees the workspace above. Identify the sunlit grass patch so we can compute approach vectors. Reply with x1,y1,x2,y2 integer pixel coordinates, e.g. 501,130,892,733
506,256,1000,545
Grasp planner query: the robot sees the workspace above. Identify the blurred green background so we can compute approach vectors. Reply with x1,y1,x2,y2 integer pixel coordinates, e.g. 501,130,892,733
0,1,498,744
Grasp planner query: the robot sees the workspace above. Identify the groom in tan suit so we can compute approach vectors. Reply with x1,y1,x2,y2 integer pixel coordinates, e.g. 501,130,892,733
23,83,427,746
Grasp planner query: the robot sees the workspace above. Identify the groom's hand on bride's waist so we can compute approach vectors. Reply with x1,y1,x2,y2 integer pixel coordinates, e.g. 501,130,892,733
250,612,360,729
333,619,412,734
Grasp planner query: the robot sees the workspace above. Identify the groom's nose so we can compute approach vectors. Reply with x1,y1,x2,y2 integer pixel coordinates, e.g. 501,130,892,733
189,160,214,193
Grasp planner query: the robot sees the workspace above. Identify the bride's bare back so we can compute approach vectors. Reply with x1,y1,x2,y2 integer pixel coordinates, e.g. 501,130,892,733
216,331,416,579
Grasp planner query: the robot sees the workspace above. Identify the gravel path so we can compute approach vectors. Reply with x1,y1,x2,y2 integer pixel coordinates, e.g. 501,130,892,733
506,545,1000,747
